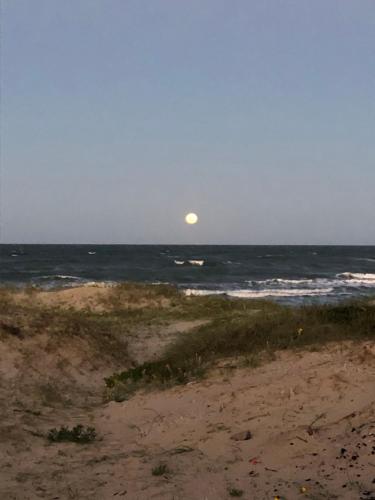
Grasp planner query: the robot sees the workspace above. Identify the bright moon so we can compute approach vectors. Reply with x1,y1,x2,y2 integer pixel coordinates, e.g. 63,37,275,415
185,213,198,225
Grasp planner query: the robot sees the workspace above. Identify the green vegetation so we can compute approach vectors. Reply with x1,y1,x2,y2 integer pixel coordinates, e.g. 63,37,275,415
105,282,180,307
47,424,96,444
228,487,244,497
151,463,170,476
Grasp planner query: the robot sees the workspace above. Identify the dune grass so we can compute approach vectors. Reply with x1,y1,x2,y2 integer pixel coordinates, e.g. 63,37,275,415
105,298,375,397
0,287,130,362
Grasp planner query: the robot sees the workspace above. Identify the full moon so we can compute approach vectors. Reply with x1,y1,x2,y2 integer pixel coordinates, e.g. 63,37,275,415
185,212,198,225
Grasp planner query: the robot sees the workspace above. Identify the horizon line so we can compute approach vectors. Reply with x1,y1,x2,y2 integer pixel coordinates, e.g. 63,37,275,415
1,242,375,247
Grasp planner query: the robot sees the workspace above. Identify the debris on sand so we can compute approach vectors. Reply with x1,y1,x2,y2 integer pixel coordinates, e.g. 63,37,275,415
231,430,252,441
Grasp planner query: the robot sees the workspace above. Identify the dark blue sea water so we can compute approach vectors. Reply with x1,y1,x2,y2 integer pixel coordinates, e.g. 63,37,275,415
1,245,375,304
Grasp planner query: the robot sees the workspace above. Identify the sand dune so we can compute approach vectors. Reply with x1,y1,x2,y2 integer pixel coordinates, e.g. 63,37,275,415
1,287,375,499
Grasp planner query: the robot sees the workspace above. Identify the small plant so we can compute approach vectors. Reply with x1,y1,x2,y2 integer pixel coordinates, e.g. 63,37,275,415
47,424,96,444
152,463,169,476
242,353,261,368
228,487,244,497
105,358,205,399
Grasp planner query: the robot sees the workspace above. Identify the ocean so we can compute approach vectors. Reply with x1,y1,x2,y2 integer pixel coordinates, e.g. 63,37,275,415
1,245,375,304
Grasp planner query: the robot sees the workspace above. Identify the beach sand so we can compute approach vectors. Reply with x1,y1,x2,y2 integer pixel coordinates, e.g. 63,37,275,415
1,286,375,499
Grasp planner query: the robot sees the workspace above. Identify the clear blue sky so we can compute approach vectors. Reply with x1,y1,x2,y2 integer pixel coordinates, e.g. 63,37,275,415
2,0,375,244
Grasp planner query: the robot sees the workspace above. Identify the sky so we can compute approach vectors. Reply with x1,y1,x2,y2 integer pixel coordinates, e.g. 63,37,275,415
2,0,375,244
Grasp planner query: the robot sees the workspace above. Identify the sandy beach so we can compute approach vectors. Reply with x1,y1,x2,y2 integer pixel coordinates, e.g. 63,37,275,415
1,285,375,499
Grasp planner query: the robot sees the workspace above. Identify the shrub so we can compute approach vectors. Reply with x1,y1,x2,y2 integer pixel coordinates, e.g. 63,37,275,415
152,464,169,476
228,488,244,497
47,424,96,444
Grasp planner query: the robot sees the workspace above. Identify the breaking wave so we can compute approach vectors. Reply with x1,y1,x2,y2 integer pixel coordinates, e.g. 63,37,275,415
174,260,205,266
337,273,375,283
184,288,334,298
184,272,375,300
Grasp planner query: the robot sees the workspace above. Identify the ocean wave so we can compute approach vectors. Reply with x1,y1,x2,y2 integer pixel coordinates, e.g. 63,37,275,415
189,260,204,266
184,272,375,300
257,254,285,259
249,278,315,286
231,288,334,298
174,260,205,267
37,275,84,281
337,272,375,281
247,274,375,289
184,288,334,298
335,273,375,286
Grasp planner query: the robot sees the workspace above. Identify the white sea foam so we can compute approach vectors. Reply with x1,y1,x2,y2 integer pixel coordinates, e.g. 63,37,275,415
248,274,375,289
184,288,334,298
338,272,375,281
230,288,334,298
38,275,83,281
174,260,205,266
184,271,375,300
336,273,375,286
184,289,223,297
249,278,315,286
